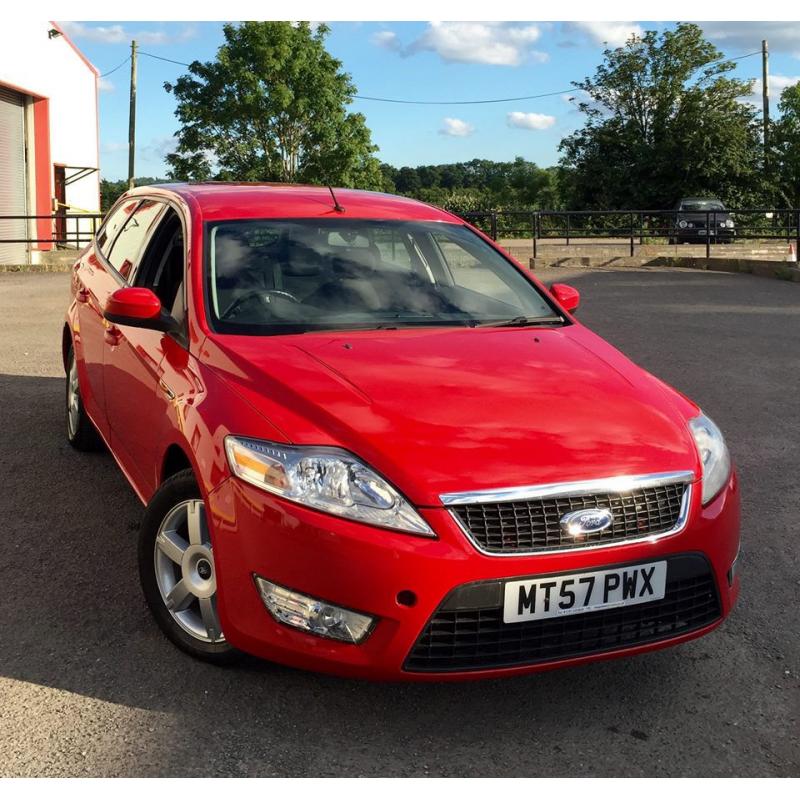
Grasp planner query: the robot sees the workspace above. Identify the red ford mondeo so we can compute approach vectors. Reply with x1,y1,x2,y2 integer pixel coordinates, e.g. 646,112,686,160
63,183,740,679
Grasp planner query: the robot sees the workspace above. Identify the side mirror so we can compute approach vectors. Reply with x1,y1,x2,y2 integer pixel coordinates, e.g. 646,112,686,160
104,287,178,333
551,283,580,313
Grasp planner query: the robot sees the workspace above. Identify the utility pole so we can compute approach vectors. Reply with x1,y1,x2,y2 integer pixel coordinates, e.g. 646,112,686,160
127,40,137,190
762,39,770,158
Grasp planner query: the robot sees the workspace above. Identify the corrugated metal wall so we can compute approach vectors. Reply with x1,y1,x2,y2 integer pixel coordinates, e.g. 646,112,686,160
0,86,28,263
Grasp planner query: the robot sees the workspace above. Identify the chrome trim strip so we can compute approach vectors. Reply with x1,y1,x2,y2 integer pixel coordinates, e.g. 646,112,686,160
447,477,694,558
440,470,696,506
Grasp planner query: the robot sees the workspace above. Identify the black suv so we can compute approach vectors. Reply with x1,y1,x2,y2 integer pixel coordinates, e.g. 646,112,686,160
670,197,735,244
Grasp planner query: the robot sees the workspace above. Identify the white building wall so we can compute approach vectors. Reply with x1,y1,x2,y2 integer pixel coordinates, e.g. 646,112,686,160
0,20,99,215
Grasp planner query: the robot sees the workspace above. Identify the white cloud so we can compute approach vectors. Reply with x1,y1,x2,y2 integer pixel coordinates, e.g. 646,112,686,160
438,117,475,137
98,77,114,92
381,22,548,67
371,30,402,53
561,22,643,48
507,111,556,131
142,137,179,160
744,75,800,106
60,21,196,46
701,22,800,58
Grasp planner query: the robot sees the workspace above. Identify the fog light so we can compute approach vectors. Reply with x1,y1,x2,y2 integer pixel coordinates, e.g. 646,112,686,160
254,576,375,643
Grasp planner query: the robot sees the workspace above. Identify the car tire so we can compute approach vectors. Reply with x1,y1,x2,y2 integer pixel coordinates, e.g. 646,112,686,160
138,468,240,665
66,342,103,451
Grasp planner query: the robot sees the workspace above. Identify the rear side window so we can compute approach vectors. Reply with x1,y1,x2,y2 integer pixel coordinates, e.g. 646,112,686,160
96,200,138,257
106,200,166,280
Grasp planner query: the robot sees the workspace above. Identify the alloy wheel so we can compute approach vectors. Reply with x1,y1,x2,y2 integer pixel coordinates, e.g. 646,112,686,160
153,499,225,643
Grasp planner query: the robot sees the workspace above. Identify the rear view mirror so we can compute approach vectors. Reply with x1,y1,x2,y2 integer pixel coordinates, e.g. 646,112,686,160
550,283,580,313
104,287,178,333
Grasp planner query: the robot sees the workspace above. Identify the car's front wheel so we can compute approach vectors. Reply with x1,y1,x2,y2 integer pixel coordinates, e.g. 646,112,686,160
138,469,239,664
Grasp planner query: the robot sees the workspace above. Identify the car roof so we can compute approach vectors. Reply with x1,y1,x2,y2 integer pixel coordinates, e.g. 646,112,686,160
127,182,463,224
679,197,724,203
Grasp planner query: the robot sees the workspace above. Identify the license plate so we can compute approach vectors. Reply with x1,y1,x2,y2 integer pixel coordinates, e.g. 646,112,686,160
503,561,667,624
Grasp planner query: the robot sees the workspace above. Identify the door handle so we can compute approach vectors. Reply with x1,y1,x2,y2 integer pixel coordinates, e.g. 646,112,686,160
77,287,90,303
104,325,122,346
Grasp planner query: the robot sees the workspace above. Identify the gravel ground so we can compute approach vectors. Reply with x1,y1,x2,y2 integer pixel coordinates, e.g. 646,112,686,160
0,268,798,777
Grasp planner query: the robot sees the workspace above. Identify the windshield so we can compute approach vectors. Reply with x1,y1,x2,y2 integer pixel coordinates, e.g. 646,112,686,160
679,200,726,212
205,219,560,335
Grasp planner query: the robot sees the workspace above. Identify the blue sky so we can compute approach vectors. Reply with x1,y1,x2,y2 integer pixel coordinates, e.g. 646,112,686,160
60,20,800,181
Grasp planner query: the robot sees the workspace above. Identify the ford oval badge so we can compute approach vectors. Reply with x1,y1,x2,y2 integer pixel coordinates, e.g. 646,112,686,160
560,508,614,537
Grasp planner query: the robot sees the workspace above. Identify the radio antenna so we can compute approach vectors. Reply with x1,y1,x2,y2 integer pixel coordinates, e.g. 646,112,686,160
328,185,345,213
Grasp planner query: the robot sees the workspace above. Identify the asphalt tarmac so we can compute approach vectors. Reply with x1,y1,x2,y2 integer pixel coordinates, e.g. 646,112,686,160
0,268,797,776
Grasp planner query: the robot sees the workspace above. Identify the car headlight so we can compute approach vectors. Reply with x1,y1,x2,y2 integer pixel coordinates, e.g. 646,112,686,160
224,436,433,535
688,413,732,505
725,219,735,228
678,220,688,229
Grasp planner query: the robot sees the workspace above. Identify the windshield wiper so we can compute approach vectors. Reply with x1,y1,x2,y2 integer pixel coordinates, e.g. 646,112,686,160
472,315,565,328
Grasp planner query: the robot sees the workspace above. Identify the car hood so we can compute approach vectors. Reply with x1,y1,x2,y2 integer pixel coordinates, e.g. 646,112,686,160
203,324,701,506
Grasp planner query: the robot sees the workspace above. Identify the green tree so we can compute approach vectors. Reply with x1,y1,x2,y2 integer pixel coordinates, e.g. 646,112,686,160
559,23,764,209
378,158,566,210
395,166,422,193
99,177,166,213
771,83,800,207
164,22,383,189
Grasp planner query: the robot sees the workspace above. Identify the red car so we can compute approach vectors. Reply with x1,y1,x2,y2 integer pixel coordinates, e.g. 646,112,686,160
63,183,740,680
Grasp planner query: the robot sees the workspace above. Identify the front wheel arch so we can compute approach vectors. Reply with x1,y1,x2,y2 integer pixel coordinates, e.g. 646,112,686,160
161,443,194,485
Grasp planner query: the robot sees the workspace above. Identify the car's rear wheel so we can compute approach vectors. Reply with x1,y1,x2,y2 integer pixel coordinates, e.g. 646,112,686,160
138,469,239,664
66,343,102,451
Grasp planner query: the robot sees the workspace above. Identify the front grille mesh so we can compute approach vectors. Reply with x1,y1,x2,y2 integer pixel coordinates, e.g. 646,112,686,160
452,481,687,554
405,555,720,673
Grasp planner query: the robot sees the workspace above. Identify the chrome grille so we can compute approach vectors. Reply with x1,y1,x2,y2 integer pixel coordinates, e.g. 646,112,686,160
450,480,689,554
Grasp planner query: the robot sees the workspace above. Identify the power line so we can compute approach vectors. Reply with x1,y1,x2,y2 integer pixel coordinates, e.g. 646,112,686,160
138,50,192,67
353,89,574,106
100,56,130,78
133,51,577,103
109,47,763,107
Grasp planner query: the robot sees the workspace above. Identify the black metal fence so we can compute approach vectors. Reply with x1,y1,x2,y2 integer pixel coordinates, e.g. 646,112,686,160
458,209,800,260
4,208,799,262
0,213,104,251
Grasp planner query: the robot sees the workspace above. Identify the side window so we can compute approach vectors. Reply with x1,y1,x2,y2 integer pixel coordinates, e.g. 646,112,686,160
106,200,166,281
134,210,186,323
96,200,138,257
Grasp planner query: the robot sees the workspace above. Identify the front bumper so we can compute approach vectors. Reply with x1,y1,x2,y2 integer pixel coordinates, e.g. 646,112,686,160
205,471,740,680
675,227,735,241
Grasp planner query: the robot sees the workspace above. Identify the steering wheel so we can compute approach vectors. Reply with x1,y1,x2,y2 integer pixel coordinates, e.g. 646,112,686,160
221,289,301,320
